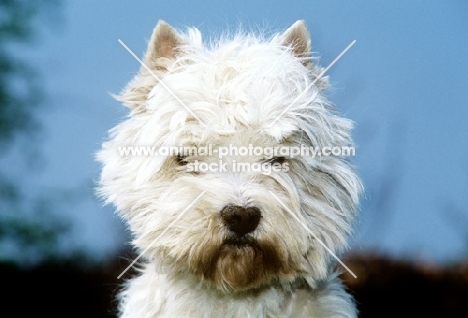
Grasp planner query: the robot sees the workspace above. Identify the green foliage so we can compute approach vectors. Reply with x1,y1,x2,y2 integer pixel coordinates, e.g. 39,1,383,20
0,0,59,145
0,0,66,265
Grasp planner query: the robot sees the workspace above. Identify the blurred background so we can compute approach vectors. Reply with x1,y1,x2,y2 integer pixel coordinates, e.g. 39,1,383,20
1,0,466,317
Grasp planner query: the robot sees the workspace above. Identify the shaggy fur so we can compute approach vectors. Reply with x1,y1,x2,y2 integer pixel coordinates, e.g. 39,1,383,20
98,20,363,317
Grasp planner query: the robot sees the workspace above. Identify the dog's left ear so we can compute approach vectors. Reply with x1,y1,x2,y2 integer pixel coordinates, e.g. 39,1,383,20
280,20,311,65
143,20,185,71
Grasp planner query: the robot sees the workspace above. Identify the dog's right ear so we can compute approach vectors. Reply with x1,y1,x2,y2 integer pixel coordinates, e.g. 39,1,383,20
143,20,185,71
117,21,185,111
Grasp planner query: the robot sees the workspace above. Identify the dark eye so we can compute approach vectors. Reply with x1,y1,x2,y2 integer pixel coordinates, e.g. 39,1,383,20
264,156,286,165
175,154,188,165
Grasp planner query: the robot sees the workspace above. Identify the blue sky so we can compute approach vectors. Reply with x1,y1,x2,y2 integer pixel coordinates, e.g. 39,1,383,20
4,0,467,263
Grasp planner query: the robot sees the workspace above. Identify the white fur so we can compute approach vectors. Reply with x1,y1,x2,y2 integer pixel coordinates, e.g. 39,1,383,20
98,20,363,318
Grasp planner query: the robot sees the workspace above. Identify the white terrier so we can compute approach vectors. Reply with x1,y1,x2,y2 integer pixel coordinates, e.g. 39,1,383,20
98,20,363,318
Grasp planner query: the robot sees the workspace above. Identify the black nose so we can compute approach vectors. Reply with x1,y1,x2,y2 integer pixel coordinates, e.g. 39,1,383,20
220,205,261,236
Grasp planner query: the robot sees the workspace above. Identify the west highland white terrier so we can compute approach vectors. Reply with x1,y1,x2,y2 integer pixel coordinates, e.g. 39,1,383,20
98,20,363,318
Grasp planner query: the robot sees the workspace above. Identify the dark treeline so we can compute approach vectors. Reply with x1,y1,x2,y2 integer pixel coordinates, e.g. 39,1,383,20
2,253,467,317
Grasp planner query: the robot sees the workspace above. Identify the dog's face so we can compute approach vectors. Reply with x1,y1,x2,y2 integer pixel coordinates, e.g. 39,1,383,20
98,21,362,292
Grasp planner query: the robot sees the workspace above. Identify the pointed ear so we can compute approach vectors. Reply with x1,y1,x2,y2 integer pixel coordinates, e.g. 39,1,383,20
281,20,311,64
143,20,185,71
116,21,186,110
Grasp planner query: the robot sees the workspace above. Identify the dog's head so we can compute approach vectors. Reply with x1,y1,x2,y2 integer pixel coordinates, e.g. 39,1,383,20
98,21,362,292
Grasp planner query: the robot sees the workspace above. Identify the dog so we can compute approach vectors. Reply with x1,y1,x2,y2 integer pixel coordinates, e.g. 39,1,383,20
98,20,363,317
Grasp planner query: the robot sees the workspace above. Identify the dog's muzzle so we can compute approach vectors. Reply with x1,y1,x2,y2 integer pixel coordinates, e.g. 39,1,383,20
220,205,261,236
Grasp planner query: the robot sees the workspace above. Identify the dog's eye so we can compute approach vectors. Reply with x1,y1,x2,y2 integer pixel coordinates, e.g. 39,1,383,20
264,156,286,165
175,155,188,166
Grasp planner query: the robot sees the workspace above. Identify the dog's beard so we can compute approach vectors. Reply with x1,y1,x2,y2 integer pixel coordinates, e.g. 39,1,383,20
126,165,357,292
187,234,305,291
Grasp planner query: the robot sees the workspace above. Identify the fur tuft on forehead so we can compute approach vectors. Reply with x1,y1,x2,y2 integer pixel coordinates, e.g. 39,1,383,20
116,21,346,146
